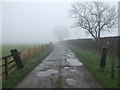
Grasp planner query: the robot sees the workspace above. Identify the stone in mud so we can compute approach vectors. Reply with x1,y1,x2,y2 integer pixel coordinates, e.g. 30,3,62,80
64,67,70,69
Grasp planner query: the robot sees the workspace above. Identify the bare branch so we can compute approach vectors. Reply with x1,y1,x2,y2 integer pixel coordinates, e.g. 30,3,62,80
70,2,118,40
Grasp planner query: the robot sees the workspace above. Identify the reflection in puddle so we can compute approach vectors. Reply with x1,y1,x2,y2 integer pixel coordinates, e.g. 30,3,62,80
71,69,78,73
66,58,83,66
37,69,58,77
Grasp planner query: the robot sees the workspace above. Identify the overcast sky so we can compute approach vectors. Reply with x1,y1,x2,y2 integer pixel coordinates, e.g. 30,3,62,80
1,1,118,44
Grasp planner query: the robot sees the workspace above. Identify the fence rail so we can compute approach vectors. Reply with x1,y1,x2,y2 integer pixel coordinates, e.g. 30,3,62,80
0,50,23,77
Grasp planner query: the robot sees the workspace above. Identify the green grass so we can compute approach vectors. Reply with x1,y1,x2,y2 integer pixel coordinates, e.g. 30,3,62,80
2,45,54,88
65,43,119,88
56,66,62,88
56,76,62,88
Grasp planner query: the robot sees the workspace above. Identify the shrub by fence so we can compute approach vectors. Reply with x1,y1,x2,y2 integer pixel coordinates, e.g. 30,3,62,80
20,44,48,60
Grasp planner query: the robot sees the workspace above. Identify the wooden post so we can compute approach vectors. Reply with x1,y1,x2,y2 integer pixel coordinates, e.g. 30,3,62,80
11,49,24,69
100,47,107,69
4,57,8,76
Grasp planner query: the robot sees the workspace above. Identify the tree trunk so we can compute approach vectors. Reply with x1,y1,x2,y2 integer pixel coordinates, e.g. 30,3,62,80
95,38,101,52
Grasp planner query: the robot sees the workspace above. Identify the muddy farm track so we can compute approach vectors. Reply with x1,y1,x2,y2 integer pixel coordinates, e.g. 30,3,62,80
15,44,102,88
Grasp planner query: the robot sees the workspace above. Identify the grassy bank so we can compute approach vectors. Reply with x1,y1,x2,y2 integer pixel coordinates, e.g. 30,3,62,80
2,45,54,88
65,43,118,88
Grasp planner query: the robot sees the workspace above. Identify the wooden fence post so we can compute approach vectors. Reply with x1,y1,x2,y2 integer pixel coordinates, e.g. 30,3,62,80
4,57,8,76
11,49,24,69
100,47,107,70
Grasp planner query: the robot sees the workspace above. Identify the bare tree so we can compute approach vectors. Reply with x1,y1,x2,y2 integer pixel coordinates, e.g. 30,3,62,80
54,26,69,41
70,2,118,41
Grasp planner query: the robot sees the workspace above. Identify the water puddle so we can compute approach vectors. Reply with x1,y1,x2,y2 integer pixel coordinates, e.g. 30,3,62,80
66,78,79,86
37,69,58,77
69,53,75,55
67,54,72,58
71,69,78,73
47,69,58,73
35,64,45,70
46,61,54,64
66,59,83,66
66,53,75,58
68,50,72,53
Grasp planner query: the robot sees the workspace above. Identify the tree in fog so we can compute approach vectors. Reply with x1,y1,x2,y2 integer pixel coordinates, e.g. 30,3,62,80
54,26,69,41
70,2,118,41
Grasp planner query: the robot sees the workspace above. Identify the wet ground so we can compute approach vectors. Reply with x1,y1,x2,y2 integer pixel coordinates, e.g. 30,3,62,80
15,44,102,88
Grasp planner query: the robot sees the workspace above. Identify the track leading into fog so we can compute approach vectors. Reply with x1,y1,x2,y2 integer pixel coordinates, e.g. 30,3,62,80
15,44,102,88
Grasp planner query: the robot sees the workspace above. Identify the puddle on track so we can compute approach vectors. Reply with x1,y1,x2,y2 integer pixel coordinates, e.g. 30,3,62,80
69,53,75,55
71,69,78,73
66,58,83,66
45,62,54,64
37,69,58,77
66,78,79,86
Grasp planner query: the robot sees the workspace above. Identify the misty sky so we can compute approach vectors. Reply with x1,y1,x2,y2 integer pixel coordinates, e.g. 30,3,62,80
1,2,118,44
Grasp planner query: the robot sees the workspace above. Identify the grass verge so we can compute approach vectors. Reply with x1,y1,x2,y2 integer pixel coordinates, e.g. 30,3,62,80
65,43,118,88
2,45,54,88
